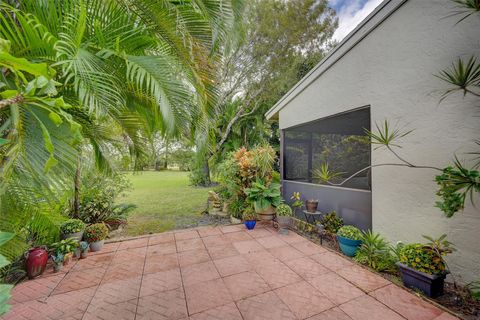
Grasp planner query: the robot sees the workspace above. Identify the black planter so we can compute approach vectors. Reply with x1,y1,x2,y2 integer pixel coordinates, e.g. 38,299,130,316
396,262,448,298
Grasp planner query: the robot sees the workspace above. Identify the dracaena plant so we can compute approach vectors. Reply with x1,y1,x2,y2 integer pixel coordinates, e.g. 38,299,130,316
244,179,281,212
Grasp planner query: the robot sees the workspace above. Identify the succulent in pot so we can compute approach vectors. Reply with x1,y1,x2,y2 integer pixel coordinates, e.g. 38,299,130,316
244,179,281,221
50,253,64,273
336,225,362,257
79,241,89,259
243,209,257,230
60,219,86,241
276,203,293,231
396,234,454,298
50,238,79,265
305,199,319,213
84,223,109,252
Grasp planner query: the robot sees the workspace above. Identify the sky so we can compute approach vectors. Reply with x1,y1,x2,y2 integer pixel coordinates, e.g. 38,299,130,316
330,0,384,42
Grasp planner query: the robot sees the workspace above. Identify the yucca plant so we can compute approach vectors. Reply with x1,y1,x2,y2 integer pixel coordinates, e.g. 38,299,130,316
436,56,480,100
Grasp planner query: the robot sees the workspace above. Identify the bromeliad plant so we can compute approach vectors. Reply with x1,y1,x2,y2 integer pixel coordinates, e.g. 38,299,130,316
244,179,281,212
84,223,109,243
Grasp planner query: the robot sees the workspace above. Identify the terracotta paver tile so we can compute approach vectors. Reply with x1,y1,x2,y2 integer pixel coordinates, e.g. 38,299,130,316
176,238,205,252
291,240,327,255
433,312,460,320
275,231,306,244
256,235,287,249
117,237,149,250
307,307,353,320
214,255,251,277
236,291,296,320
51,267,105,295
102,262,143,283
242,249,277,268
220,225,244,233
255,259,302,289
202,234,230,249
371,284,444,320
232,240,264,254
184,278,233,314
136,287,188,320
181,261,220,286
178,249,211,268
94,276,141,304
337,265,390,292
246,228,273,238
207,243,240,260
284,256,330,280
308,272,365,304
10,274,64,304
144,253,178,273
140,268,182,297
197,227,222,238
189,302,242,320
112,247,146,264
84,298,137,320
224,231,253,242
174,230,200,241
339,295,405,320
311,251,354,271
2,300,49,320
71,253,114,271
148,233,175,245
268,245,305,262
275,281,334,319
223,271,270,301
146,243,176,256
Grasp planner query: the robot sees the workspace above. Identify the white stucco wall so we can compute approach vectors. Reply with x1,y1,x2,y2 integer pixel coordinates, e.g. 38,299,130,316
277,0,480,283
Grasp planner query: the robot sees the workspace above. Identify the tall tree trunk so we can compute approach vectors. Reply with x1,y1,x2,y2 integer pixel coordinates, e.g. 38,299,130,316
163,140,169,170
73,153,81,218
202,160,211,186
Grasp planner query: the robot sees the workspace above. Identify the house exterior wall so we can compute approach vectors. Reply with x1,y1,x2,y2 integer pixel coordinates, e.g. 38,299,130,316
277,0,480,283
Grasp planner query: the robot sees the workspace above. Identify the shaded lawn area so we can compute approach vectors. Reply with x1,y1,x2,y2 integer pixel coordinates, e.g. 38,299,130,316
120,171,210,236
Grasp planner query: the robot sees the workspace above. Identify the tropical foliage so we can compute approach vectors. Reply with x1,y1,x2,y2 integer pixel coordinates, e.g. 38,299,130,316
320,211,344,234
84,223,109,243
354,231,397,272
337,226,362,241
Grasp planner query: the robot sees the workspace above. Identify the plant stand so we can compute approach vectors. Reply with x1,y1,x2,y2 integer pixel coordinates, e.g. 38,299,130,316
302,210,324,224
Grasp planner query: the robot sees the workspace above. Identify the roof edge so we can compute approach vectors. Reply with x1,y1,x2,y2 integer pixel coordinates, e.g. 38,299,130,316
265,0,408,120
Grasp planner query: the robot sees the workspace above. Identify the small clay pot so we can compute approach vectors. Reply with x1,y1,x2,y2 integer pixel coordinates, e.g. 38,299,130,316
305,200,318,213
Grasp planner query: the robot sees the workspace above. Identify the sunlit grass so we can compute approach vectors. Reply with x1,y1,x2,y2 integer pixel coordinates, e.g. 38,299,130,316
119,171,210,236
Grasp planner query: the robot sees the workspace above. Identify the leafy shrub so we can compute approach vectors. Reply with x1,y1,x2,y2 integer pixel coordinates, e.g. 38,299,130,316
337,225,362,240
354,230,397,272
398,235,454,275
321,211,343,234
50,238,78,255
276,203,293,217
84,223,109,242
60,219,85,234
242,207,257,221
245,179,281,212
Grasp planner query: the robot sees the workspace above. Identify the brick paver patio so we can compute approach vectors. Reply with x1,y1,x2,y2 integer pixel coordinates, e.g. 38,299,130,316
3,223,458,320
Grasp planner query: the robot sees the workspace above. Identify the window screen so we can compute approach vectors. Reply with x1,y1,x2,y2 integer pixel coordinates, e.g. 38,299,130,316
283,108,371,190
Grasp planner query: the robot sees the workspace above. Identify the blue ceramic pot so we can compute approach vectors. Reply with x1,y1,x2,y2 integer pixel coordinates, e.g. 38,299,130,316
337,235,362,257
244,220,256,230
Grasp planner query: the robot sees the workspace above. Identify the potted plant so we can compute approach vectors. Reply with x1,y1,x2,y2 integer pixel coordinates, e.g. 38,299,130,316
50,238,79,265
305,199,319,213
276,203,293,230
84,223,109,252
243,209,257,230
244,179,281,221
396,234,454,298
336,225,362,257
50,253,64,273
290,192,303,216
60,219,86,241
79,241,89,259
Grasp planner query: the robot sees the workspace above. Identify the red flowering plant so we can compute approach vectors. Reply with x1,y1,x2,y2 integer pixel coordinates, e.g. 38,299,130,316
84,223,109,243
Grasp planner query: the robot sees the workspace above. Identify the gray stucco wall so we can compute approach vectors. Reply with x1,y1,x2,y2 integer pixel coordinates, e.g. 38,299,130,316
277,0,480,283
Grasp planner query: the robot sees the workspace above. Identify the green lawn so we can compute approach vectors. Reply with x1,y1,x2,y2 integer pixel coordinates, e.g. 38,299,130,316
119,171,210,236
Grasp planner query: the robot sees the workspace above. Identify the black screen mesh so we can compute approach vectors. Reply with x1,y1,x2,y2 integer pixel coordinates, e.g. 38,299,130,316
283,108,371,190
